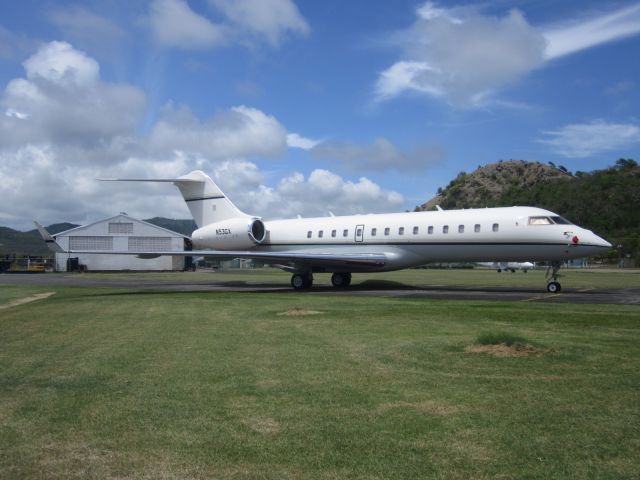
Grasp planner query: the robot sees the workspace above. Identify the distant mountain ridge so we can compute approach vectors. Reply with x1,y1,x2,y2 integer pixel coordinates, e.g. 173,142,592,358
417,160,570,210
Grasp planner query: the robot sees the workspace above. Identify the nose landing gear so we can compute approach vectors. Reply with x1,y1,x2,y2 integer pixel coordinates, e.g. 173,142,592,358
546,261,562,293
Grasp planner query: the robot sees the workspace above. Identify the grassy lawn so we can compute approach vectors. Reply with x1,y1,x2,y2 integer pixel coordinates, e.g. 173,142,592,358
70,266,640,289
0,283,639,478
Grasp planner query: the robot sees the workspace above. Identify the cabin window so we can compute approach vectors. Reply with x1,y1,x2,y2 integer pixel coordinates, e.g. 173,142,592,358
343,229,348,237
356,228,362,237
331,230,336,238
458,225,464,233
413,226,419,235
371,228,377,236
384,227,390,236
428,226,434,235
318,230,324,238
399,227,404,235
307,231,312,239
528,216,552,225
443,225,449,234
474,224,480,233
492,223,499,232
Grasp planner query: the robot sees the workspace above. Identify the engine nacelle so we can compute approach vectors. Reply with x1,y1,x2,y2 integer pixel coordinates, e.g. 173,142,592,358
192,217,266,250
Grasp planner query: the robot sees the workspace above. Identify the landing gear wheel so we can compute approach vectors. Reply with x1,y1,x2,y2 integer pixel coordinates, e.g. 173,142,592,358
291,273,313,290
547,281,561,293
331,272,352,288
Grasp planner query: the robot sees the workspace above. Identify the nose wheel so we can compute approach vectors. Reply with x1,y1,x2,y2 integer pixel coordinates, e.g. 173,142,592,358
291,272,313,290
545,261,562,293
331,272,352,288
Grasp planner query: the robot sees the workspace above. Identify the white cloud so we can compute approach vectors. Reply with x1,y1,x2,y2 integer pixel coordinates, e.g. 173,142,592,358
539,120,640,158
376,3,546,106
23,41,99,87
208,0,309,47
242,169,405,220
149,0,226,49
377,1,640,107
0,41,405,230
286,132,319,150
311,137,444,173
543,3,640,59
148,104,288,159
48,6,127,51
147,0,308,50
1,42,145,148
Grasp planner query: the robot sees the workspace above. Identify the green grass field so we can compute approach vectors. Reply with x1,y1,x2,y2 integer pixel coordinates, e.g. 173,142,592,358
70,266,640,289
1,272,639,479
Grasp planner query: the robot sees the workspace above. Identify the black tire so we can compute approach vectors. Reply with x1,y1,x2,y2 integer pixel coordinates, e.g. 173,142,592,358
331,272,352,288
546,281,561,293
291,273,313,290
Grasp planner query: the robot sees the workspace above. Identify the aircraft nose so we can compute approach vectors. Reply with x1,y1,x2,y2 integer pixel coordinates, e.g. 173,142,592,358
590,232,612,249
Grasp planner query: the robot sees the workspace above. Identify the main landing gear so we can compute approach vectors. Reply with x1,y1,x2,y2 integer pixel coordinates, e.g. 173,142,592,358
546,261,562,293
289,272,353,290
331,272,352,288
291,272,313,290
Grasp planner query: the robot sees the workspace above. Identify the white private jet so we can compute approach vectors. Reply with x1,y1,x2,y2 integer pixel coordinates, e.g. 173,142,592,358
36,170,611,293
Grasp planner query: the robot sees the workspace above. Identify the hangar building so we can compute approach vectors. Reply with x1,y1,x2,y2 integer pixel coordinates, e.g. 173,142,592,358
54,214,191,272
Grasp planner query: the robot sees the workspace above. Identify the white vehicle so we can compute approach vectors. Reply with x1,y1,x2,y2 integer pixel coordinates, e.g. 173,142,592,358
478,261,535,272
36,170,611,292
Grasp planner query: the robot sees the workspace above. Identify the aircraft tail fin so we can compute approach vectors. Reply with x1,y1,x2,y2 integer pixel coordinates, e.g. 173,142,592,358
33,221,64,253
100,170,249,227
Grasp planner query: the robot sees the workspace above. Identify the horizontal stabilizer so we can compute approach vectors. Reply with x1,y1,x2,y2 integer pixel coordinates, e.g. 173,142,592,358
33,221,64,253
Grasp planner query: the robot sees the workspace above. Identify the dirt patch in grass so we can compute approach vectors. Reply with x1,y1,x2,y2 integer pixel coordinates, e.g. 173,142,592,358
465,343,546,357
245,417,280,434
380,400,460,416
0,292,55,310
277,308,322,316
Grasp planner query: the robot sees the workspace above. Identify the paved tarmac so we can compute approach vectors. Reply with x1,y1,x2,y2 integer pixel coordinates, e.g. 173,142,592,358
2,273,639,305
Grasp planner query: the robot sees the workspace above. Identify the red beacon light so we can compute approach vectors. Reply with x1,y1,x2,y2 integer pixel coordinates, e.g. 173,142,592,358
572,235,579,244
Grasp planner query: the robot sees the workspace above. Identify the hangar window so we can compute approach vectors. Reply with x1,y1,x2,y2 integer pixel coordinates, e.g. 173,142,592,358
128,237,171,251
384,227,390,236
413,226,419,235
443,225,449,234
371,228,377,236
331,230,337,238
458,225,464,233
398,227,404,235
492,223,499,232
70,236,113,250
108,222,133,234
474,224,481,233
318,230,324,238
428,226,434,235
307,231,312,239
343,229,348,237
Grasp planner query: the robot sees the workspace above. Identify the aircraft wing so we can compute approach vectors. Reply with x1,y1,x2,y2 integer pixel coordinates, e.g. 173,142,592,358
34,222,387,268
80,249,387,267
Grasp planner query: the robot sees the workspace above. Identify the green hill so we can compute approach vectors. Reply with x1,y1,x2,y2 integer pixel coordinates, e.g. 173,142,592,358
417,158,640,263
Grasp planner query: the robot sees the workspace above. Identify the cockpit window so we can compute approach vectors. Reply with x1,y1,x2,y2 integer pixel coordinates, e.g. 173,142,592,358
550,216,572,225
528,216,573,225
528,216,553,225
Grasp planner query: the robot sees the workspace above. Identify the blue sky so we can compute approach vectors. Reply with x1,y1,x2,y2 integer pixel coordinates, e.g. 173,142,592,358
1,0,639,230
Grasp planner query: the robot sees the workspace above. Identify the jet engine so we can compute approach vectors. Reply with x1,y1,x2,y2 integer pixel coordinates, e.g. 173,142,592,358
192,217,266,250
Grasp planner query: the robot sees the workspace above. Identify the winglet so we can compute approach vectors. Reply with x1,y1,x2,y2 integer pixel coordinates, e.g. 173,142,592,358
33,221,64,253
